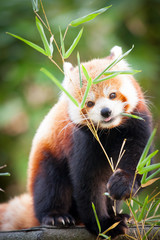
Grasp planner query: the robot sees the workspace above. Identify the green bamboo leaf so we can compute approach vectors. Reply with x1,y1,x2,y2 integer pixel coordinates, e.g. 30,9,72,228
142,226,154,240
131,198,143,207
80,77,92,109
99,234,111,239
59,27,65,57
103,70,141,76
80,65,92,109
92,202,101,233
145,168,160,182
138,195,148,222
6,32,47,56
93,45,134,83
138,163,160,175
0,172,10,176
137,150,159,171
40,68,79,107
82,65,90,81
77,52,82,88
93,73,119,84
36,17,52,56
121,113,144,121
141,177,160,187
31,0,39,12
70,6,112,27
128,202,138,221
138,128,157,167
64,28,83,59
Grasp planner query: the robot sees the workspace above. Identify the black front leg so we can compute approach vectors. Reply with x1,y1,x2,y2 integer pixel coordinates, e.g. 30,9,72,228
70,127,128,238
33,152,75,227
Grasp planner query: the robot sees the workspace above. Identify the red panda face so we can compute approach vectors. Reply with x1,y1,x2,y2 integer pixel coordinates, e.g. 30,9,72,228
62,47,142,129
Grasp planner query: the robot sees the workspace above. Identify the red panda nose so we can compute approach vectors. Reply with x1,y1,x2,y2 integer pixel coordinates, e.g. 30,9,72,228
101,108,112,118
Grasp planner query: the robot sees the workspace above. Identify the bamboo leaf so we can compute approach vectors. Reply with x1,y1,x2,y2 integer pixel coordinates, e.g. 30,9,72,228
103,70,141,76
80,65,92,109
142,226,154,240
141,177,160,187
138,195,148,222
99,234,111,239
102,221,120,235
93,73,119,84
93,45,134,83
64,28,83,59
92,202,101,233
138,128,157,167
121,113,144,121
59,27,65,57
77,52,82,88
31,0,39,12
129,202,138,221
70,6,112,27
138,163,160,175
145,169,160,183
40,68,79,107
82,65,90,81
6,32,47,56
0,172,10,176
36,17,52,56
137,150,159,171
131,198,143,207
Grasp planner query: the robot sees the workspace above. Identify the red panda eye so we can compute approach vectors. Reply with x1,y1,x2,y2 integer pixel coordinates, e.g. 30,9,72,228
109,92,117,100
86,101,95,107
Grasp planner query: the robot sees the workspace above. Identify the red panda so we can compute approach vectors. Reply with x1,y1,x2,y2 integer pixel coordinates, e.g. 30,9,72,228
0,46,152,239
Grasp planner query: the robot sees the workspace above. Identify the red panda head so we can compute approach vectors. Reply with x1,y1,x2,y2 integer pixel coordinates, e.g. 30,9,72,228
61,46,145,129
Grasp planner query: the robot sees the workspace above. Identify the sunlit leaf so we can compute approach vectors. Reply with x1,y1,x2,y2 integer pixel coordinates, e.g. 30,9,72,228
93,73,119,84
93,45,134,83
138,195,148,222
132,198,143,207
103,70,141,76
77,52,82,88
64,28,83,59
59,27,65,57
92,202,101,233
6,32,47,56
102,221,120,235
0,172,10,176
40,68,79,107
99,233,111,239
142,226,154,240
36,17,52,56
141,177,160,187
139,163,160,175
80,65,92,109
138,128,157,166
31,0,39,12
70,6,112,27
121,113,144,121
137,150,159,171
145,169,160,183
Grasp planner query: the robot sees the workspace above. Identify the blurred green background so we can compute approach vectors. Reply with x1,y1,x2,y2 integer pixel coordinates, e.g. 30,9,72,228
0,0,160,202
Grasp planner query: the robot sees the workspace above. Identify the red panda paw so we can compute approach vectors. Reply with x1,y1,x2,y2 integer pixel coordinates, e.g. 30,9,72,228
42,214,75,227
107,169,134,200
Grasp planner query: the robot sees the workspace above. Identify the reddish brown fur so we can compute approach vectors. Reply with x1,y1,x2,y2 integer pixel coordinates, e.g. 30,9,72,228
28,100,74,194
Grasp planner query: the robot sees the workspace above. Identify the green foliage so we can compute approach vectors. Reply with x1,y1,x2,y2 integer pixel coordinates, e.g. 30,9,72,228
40,68,79,107
35,17,53,57
63,28,83,59
70,6,112,27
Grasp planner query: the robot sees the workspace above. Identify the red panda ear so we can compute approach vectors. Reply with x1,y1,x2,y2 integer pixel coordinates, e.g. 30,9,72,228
110,46,122,59
63,62,74,75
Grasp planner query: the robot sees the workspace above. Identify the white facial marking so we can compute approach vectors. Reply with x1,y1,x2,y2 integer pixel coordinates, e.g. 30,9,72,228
88,97,124,129
120,76,138,112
